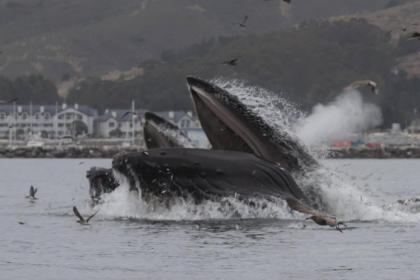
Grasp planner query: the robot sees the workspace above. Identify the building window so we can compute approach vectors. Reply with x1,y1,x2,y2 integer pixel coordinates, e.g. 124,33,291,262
109,122,115,128
44,113,50,120
181,119,190,128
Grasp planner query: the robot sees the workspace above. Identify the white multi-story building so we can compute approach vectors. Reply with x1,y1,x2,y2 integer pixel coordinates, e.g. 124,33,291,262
0,104,209,147
0,103,98,139
156,110,210,148
155,111,201,129
95,109,146,139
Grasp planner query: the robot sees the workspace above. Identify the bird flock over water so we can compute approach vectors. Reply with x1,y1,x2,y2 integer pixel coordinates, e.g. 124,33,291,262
24,185,99,225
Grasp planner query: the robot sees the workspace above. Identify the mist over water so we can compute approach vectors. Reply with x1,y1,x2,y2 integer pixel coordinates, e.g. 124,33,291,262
295,90,382,146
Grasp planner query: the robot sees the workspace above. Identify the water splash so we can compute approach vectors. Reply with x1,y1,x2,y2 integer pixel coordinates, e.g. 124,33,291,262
97,179,302,221
295,90,382,146
212,79,420,223
97,79,419,223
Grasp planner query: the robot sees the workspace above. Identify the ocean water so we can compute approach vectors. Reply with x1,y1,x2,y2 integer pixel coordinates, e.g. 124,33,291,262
1,158,420,280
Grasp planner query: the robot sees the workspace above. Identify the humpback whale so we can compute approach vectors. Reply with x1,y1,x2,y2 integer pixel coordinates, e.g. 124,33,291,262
113,148,307,202
143,112,194,149
186,77,317,173
86,77,342,229
113,148,341,228
86,167,119,202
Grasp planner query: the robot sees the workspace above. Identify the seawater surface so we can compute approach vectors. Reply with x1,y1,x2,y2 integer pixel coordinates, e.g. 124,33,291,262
1,158,420,280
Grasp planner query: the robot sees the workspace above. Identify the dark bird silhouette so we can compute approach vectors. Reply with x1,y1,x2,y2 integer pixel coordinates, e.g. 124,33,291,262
121,111,138,119
73,206,98,225
286,198,346,232
306,215,346,233
345,80,379,95
0,97,18,104
264,0,290,2
26,185,38,199
238,15,248,28
221,58,239,66
408,32,420,40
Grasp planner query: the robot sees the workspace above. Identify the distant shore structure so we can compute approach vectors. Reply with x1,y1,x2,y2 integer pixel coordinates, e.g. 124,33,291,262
0,102,209,148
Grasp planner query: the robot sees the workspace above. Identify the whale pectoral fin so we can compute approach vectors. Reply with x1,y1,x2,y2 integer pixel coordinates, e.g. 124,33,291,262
286,198,339,227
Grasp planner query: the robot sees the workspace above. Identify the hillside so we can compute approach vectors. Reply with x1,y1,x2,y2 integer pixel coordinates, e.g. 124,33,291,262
0,0,391,84
335,0,420,77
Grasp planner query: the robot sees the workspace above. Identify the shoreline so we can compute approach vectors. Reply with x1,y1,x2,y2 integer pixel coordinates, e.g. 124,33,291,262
1,146,420,159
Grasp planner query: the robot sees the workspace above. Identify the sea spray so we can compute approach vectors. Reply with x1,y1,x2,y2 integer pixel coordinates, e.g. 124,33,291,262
295,90,382,146
98,80,419,223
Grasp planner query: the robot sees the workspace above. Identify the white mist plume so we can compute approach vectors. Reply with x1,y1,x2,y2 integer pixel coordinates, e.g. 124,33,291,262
295,90,382,146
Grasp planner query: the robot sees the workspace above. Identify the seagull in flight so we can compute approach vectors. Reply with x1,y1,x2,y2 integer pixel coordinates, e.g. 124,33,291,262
121,111,138,119
287,198,346,233
0,97,18,104
408,32,420,40
73,206,98,225
239,15,248,28
306,215,346,233
345,80,379,95
26,185,38,199
221,58,240,66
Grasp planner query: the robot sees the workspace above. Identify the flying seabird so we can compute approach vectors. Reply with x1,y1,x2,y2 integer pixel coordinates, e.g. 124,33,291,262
345,80,379,95
408,32,420,40
0,97,18,104
306,215,346,233
121,111,138,119
221,58,239,66
287,199,346,232
238,15,248,28
26,185,38,199
264,0,291,3
73,206,98,225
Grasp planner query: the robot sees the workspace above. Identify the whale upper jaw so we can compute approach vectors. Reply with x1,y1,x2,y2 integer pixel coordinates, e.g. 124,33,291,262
186,77,316,172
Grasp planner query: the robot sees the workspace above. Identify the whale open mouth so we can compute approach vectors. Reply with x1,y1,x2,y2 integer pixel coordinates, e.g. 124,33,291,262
186,77,314,172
